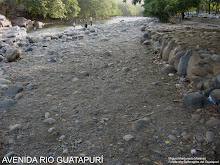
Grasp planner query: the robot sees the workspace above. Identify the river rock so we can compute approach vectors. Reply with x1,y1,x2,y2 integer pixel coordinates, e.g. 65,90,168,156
34,21,44,29
186,54,201,81
182,93,212,110
0,99,14,108
211,77,220,89
140,25,146,31
0,14,12,27
162,40,176,61
75,71,89,78
12,17,33,28
123,134,134,141
0,55,4,62
213,66,220,76
168,135,177,141
191,66,208,77
206,117,220,127
4,151,14,158
211,55,220,62
132,117,151,132
28,37,38,43
206,131,214,143
195,135,204,143
5,47,22,62
174,51,186,70
9,124,21,131
5,85,23,96
143,31,150,39
0,78,11,84
177,50,192,76
161,65,176,75
204,87,214,97
152,41,160,53
44,118,56,124
143,40,151,45
210,89,220,104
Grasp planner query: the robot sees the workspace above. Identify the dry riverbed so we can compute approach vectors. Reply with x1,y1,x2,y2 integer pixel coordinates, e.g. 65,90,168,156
0,17,220,164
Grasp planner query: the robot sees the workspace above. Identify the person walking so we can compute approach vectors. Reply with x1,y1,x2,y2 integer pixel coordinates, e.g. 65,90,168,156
90,17,93,26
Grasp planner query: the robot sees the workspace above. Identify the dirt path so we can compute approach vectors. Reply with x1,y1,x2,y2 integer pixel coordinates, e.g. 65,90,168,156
0,18,219,164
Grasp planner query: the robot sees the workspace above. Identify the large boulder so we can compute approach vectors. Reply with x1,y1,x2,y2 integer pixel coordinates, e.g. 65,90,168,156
0,14,12,27
174,51,186,70
5,47,22,62
186,54,201,81
34,21,44,29
162,40,176,61
11,17,33,28
177,50,192,76
183,93,212,110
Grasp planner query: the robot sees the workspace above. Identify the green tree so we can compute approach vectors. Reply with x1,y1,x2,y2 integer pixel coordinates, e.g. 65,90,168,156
125,0,202,22
78,0,121,18
118,2,136,16
62,0,80,17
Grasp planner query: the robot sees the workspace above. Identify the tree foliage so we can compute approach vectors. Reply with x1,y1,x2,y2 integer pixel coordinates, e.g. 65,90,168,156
0,0,143,19
125,0,202,22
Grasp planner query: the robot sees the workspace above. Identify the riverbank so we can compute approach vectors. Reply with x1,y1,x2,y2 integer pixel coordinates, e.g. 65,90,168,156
0,17,220,164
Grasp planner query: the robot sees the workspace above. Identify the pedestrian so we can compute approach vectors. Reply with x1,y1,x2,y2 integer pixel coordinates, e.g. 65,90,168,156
85,22,88,28
73,22,76,29
90,17,93,26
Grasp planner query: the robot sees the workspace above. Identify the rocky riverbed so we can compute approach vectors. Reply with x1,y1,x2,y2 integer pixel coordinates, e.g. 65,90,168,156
0,17,220,164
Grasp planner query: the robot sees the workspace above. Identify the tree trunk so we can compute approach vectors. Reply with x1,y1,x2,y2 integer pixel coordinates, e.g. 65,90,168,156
209,3,211,14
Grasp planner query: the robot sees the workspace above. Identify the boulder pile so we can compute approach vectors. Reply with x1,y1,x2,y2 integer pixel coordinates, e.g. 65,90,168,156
140,20,220,111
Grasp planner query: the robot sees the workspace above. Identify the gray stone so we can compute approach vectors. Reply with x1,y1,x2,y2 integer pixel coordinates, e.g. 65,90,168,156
132,117,151,132
75,71,89,78
5,47,22,62
123,134,134,141
168,135,177,141
4,151,14,158
44,118,56,124
162,40,176,61
48,127,55,133
211,77,220,89
195,135,204,143
101,51,111,57
174,51,186,70
143,31,149,39
206,131,214,143
191,114,201,122
143,40,151,45
204,87,214,97
45,112,50,118
183,93,212,110
142,158,151,163
59,135,66,140
26,84,35,91
4,85,23,96
206,118,220,127
177,50,192,76
9,124,21,131
210,89,220,104
0,99,14,108
161,65,176,75
0,78,11,84
154,150,165,157
211,55,220,62
15,93,22,99
91,109,99,115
